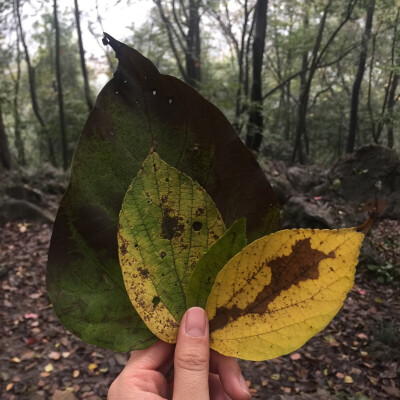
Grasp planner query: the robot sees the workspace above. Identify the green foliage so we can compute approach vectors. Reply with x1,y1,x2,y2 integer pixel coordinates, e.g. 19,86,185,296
374,321,400,348
337,392,372,400
1,0,399,167
31,10,89,164
366,262,400,284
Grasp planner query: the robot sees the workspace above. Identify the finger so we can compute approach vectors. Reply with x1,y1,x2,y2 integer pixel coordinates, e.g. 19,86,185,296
126,340,174,371
173,307,210,400
209,373,231,400
209,350,250,400
108,370,168,399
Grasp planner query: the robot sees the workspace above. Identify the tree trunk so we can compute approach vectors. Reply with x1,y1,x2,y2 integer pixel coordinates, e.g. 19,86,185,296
346,0,375,154
284,81,292,140
387,73,398,148
16,0,57,166
233,0,251,133
292,2,332,163
154,0,201,88
12,5,26,165
0,103,12,170
246,0,268,152
185,0,201,87
74,0,93,112
54,0,69,170
292,8,309,164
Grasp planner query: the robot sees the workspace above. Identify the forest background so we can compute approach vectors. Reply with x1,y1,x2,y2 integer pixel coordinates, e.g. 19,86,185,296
0,0,399,172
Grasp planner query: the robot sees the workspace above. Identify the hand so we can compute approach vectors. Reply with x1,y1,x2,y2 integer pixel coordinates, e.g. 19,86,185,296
108,307,251,399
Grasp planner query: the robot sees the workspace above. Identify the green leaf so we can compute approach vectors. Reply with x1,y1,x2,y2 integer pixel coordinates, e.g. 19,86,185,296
118,151,225,342
47,34,279,351
186,218,247,309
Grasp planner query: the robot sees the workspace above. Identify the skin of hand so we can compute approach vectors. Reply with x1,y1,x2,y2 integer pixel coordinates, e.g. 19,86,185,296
108,307,251,400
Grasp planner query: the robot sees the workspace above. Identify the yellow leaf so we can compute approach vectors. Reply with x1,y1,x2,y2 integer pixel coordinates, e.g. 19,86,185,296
345,375,354,383
206,228,364,360
44,363,54,373
73,370,80,378
88,363,98,371
6,383,13,391
119,152,225,343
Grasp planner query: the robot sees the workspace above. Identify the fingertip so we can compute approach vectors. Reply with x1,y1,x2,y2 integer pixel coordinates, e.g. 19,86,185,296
182,307,208,338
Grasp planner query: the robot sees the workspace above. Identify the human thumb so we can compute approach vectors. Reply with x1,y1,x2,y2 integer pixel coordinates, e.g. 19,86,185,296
173,307,210,400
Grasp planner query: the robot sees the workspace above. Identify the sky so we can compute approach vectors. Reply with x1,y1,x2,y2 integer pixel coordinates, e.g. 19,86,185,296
17,0,228,91
20,0,153,89
73,0,153,57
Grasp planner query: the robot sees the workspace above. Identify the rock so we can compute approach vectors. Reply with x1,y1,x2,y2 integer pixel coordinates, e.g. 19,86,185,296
44,181,67,195
286,165,326,192
271,175,293,205
5,185,44,205
28,392,46,400
0,198,55,224
328,145,400,219
114,353,128,366
51,390,77,400
282,196,336,229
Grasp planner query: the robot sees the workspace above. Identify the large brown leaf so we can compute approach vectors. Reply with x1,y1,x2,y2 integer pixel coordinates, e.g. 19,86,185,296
47,34,280,351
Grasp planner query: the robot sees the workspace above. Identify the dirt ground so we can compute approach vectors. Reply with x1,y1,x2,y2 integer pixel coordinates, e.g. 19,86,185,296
1,220,399,400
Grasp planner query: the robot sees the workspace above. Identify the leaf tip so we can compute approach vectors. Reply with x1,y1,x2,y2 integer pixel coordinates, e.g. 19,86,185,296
102,33,121,55
149,141,158,154
357,198,387,234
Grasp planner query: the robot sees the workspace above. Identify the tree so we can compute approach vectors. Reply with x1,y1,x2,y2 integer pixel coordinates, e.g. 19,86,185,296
246,0,268,151
87,0,116,74
0,102,11,170
1,1,26,165
29,9,88,168
291,0,358,163
16,0,57,166
74,0,93,112
10,7,25,165
207,0,255,134
154,0,202,88
53,0,68,170
346,0,375,154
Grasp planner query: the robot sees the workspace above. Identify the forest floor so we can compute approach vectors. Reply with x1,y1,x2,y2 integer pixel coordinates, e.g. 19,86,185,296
1,220,399,400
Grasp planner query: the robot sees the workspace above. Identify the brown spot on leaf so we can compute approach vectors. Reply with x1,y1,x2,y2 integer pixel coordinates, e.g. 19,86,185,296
195,207,205,217
161,207,184,240
120,242,127,255
161,195,168,204
138,267,149,279
210,238,335,332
